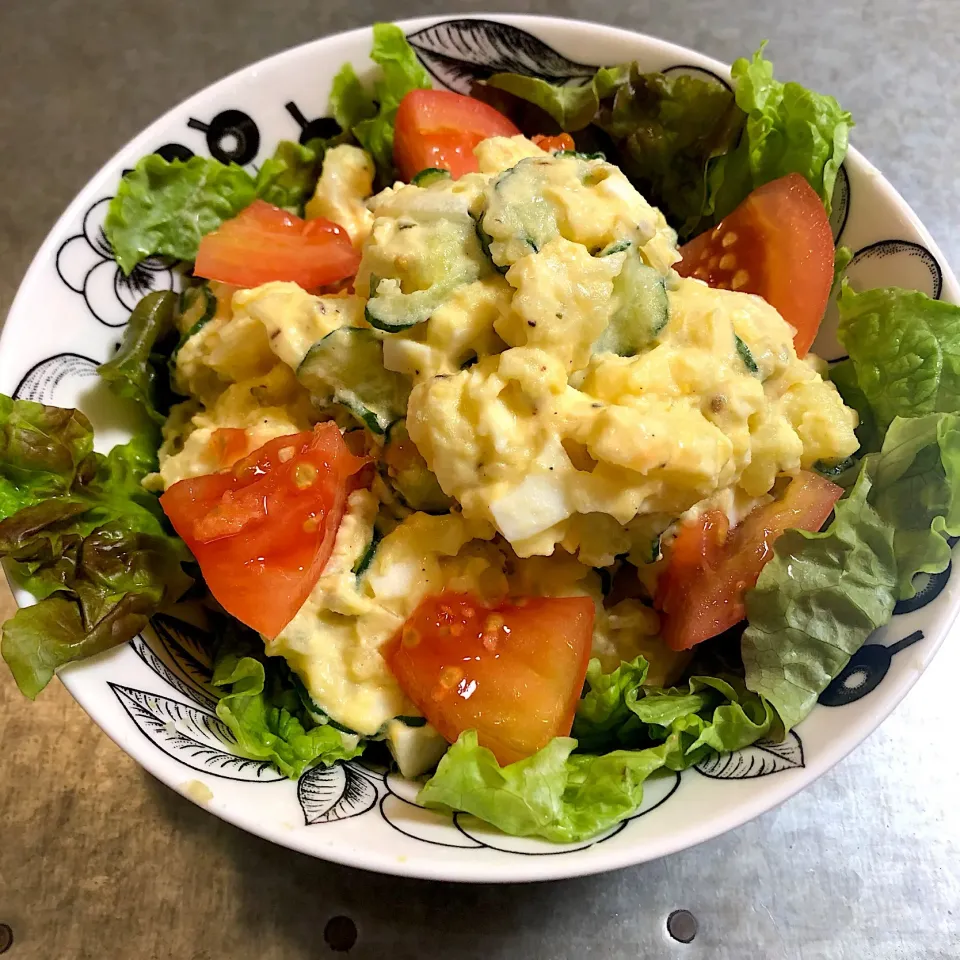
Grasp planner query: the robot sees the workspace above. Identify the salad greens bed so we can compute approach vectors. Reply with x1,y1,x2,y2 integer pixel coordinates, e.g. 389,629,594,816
2,23,959,842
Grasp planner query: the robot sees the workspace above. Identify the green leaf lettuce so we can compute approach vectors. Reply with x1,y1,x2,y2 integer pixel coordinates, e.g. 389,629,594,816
706,44,852,224
742,466,898,733
105,139,330,274
838,283,960,435
97,290,178,425
105,155,258,273
418,731,670,843
212,633,363,778
420,663,772,842
253,140,326,213
346,23,432,183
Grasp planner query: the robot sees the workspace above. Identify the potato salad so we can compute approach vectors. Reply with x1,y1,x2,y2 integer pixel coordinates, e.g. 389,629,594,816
153,135,856,771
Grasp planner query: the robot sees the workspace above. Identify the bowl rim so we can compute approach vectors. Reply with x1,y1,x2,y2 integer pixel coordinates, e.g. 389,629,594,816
4,12,959,883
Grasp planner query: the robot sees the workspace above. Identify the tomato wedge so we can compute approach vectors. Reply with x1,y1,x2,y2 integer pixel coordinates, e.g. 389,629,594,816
194,200,361,290
676,174,834,357
655,471,843,650
383,592,594,765
532,133,575,152
160,423,369,638
393,90,521,182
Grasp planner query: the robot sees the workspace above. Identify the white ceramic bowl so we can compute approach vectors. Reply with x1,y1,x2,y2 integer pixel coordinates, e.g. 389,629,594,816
3,14,958,883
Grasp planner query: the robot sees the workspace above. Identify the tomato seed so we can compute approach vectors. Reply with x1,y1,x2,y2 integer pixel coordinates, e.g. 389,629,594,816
293,463,317,489
732,269,750,290
402,626,420,648
431,665,464,701
278,446,296,463
719,253,736,270
439,666,463,688
721,231,738,248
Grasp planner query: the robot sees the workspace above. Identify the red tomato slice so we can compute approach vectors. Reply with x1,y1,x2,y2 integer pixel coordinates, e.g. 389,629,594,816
160,422,369,638
532,133,575,152
676,173,834,357
393,90,520,182
194,200,361,290
383,592,594,765
655,471,843,650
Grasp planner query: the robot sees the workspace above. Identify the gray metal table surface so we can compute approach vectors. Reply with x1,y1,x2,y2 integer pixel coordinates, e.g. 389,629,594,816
1,1,959,958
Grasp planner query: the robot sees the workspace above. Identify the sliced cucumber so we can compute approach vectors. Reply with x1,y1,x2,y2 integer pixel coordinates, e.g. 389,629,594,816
554,149,606,161
813,455,858,485
593,253,669,357
648,534,662,564
297,327,410,435
597,238,631,257
365,276,465,332
735,334,759,375
480,157,560,268
291,673,360,736
364,213,483,332
382,419,453,514
393,715,427,728
411,167,451,187
352,529,381,579
474,214,508,275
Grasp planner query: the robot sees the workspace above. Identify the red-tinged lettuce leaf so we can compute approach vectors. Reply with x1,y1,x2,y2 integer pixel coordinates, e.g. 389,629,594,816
0,395,96,516
594,66,744,238
477,64,741,238
481,66,625,132
3,526,191,698
0,394,192,698
474,46,850,240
